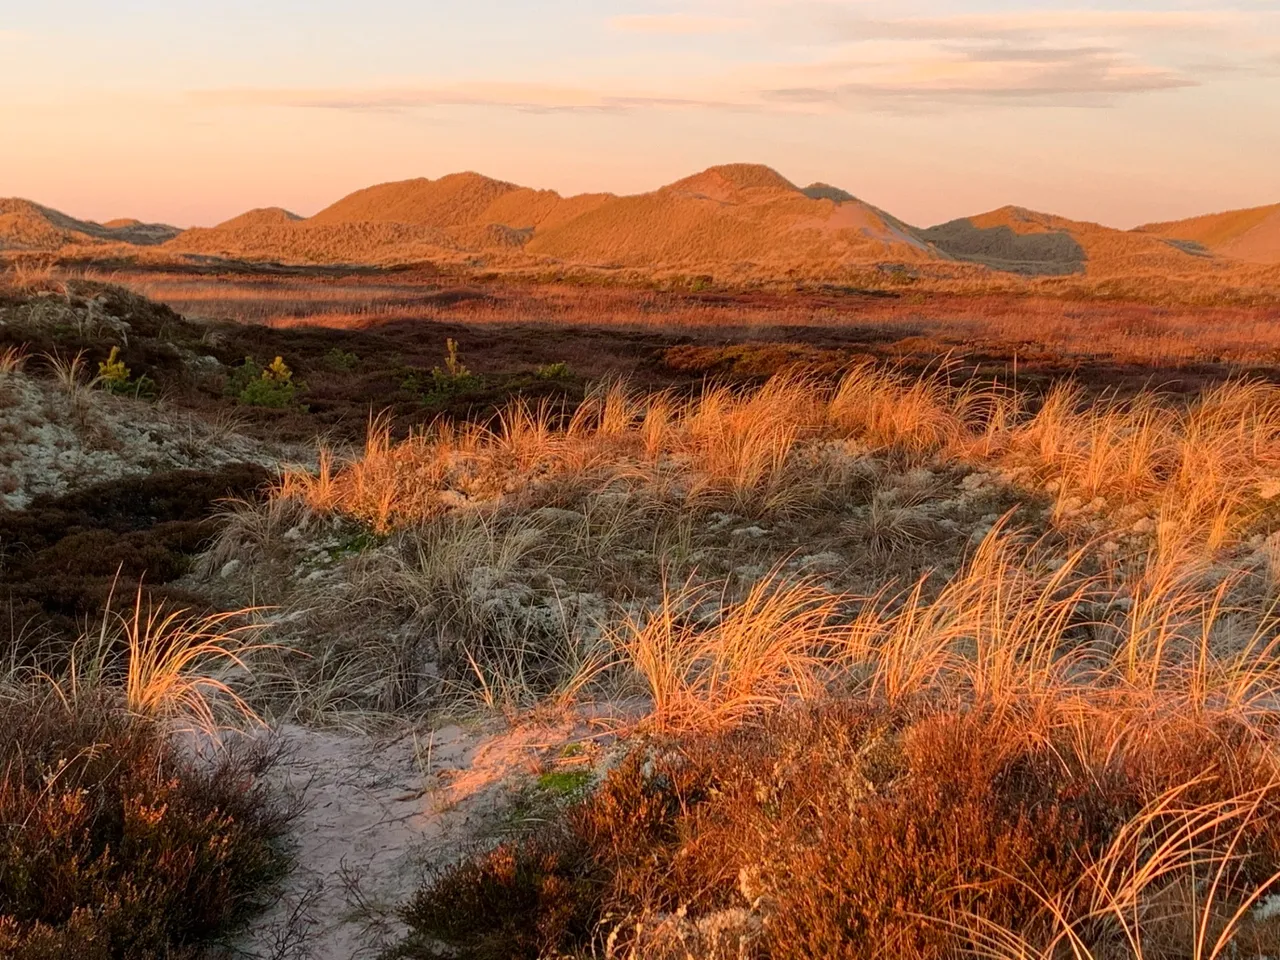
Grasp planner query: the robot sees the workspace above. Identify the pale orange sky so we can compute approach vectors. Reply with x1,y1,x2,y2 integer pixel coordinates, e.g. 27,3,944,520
2,1,1278,229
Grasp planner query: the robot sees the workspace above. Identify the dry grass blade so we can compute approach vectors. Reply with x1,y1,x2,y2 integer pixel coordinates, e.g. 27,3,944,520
50,588,272,732
42,347,99,394
0,344,28,374
622,569,843,732
954,780,1280,960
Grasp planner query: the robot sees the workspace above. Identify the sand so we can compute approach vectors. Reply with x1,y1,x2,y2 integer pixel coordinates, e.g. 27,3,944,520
220,715,623,960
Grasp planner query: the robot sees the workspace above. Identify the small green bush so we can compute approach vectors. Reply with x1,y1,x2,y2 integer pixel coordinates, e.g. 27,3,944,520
403,339,483,403
228,356,300,408
324,347,360,371
534,362,570,381
96,346,157,399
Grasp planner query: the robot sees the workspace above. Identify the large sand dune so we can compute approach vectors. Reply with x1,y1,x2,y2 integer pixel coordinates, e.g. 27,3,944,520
5,167,1279,294
0,198,179,251
1139,204,1280,264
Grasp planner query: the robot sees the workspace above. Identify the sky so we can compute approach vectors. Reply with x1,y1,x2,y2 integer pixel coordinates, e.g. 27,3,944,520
1,0,1278,229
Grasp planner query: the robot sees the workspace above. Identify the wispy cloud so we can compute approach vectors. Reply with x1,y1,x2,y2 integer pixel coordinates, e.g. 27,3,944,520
758,49,1193,113
189,4,1269,119
825,9,1240,42
190,83,745,115
609,13,750,35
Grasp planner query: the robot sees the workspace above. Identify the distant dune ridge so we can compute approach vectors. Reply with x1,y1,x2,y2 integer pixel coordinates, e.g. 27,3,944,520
1138,204,1280,264
3,164,1278,287
0,198,180,251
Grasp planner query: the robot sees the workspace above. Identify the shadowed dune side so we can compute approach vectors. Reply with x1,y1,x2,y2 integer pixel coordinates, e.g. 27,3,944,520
921,205,1236,280
0,198,180,251
1139,203,1280,264
922,211,1086,276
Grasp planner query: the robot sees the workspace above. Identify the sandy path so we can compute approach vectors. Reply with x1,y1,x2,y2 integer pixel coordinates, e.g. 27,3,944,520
225,717,612,960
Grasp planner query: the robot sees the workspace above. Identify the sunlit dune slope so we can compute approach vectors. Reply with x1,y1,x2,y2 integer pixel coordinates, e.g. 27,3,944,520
525,163,940,270
0,198,180,250
1138,203,1280,264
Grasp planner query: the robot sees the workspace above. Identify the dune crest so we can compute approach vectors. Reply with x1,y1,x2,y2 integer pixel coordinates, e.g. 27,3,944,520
1138,203,1280,264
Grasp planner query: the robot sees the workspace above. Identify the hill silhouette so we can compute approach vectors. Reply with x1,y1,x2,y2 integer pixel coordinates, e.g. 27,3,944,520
1138,204,1280,264
0,198,179,251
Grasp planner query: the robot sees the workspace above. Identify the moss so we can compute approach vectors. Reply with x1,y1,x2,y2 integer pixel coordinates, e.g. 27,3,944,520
535,769,594,798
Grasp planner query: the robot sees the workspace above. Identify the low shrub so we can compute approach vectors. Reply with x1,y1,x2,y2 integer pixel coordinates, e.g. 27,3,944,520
228,356,300,408
0,693,291,959
393,701,1280,960
323,347,360,371
96,345,158,399
0,464,271,650
535,362,571,380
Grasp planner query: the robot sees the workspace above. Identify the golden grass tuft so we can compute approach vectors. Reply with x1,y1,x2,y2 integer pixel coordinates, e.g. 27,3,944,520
277,368,1280,555
8,589,268,733
620,572,843,733
0,345,27,375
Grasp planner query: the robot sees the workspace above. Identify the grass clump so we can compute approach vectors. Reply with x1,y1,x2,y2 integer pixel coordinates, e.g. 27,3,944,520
0,693,290,960
0,345,27,375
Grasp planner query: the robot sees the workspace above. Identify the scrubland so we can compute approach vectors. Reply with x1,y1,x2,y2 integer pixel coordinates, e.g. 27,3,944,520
111,271,1280,370
223,367,1280,958
6,264,1280,958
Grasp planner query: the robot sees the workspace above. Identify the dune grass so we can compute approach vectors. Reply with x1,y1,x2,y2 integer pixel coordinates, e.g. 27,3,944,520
204,362,1280,957
276,368,1280,552
392,529,1280,959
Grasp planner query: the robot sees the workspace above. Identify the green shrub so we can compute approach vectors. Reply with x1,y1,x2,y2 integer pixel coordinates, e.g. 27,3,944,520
534,362,570,381
403,339,483,403
324,347,360,371
0,694,291,959
96,346,157,399
228,356,300,408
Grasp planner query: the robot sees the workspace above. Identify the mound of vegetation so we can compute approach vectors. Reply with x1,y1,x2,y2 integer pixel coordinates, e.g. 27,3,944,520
395,700,1280,960
0,691,290,959
0,277,212,390
0,464,270,651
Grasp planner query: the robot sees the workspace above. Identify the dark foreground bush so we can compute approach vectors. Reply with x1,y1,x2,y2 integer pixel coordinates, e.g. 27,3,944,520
392,701,1280,960
0,694,291,959
0,463,270,650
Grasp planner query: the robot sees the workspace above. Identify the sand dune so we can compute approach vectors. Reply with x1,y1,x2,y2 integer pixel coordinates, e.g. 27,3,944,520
1138,204,1280,264
525,164,938,271
923,205,1220,278
5,169,1279,296
0,198,179,251
153,163,942,271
